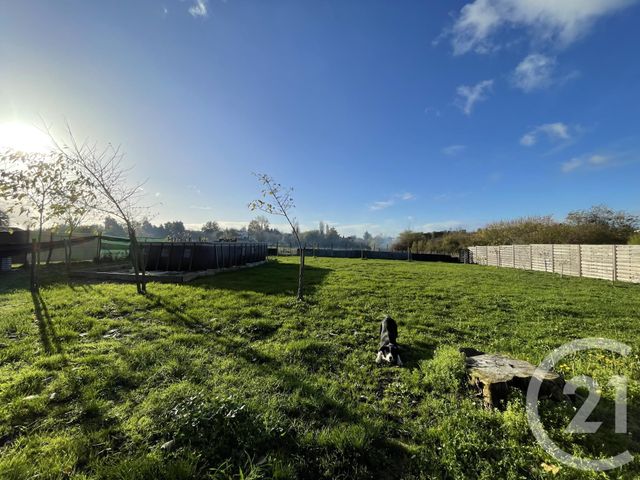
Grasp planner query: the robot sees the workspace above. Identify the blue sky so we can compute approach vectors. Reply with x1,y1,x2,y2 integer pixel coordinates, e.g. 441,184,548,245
1,0,639,236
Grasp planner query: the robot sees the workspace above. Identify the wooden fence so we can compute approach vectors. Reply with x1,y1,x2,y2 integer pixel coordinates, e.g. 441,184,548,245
465,245,640,284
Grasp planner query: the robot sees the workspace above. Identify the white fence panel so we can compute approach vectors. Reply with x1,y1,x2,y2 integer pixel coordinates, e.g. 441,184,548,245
467,243,640,284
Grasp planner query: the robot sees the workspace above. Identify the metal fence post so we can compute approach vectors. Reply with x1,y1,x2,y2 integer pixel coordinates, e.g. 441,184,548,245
529,245,533,270
577,244,582,278
96,233,102,263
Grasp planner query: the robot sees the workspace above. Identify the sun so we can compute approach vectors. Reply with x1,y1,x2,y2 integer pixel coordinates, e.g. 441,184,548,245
0,121,53,154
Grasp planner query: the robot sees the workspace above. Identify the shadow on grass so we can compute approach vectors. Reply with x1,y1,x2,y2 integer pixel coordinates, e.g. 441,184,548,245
192,260,332,296
145,292,213,332
538,392,640,465
0,262,99,294
145,289,360,425
401,339,437,367
31,290,63,355
218,336,359,423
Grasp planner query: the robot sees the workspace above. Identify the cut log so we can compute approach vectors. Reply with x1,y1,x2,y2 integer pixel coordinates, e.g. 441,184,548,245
459,347,485,358
465,353,565,408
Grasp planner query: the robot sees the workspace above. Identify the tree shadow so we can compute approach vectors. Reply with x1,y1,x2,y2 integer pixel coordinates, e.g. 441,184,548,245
31,290,63,355
218,336,359,422
145,292,213,332
144,289,360,424
537,390,640,468
191,260,331,296
400,339,437,367
0,263,97,294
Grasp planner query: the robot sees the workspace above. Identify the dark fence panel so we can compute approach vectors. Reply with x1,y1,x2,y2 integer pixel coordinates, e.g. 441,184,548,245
143,242,267,272
0,233,99,263
268,247,459,263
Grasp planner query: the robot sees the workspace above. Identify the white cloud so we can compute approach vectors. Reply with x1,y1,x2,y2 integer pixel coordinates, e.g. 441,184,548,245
540,123,570,139
455,79,494,115
561,158,583,173
442,144,466,156
512,54,556,92
448,0,637,55
400,192,416,201
520,122,571,146
370,200,394,211
561,154,613,173
369,192,416,211
520,133,536,146
511,54,579,92
588,154,610,165
188,0,208,18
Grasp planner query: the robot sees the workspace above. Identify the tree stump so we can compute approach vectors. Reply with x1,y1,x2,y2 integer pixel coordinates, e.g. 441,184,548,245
464,352,565,409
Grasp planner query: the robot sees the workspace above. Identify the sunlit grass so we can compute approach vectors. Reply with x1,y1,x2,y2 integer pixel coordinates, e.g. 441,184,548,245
0,258,638,479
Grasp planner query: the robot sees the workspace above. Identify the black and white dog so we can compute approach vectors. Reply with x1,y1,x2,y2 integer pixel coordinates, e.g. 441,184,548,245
376,316,402,366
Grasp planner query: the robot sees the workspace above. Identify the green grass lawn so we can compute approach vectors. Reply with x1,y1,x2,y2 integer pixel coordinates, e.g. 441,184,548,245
1,258,639,479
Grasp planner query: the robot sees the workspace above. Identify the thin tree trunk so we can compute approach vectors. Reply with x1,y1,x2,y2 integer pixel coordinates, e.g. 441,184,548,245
129,231,142,294
36,226,43,266
297,247,305,300
139,241,147,294
30,239,38,292
65,229,74,273
64,240,69,275
46,231,54,265
34,224,43,287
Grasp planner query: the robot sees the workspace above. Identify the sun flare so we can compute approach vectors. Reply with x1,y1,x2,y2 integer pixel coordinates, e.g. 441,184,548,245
0,121,52,154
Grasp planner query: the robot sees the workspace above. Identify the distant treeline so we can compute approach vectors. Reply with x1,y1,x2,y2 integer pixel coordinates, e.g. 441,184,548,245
393,205,640,254
6,204,638,256
45,216,393,251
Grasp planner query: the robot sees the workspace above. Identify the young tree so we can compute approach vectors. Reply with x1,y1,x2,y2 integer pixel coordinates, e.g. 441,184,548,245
0,149,93,285
53,167,95,270
0,151,65,260
53,129,150,294
249,173,305,300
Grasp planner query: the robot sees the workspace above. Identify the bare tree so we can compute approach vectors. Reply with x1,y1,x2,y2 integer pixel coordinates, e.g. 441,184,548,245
52,127,150,294
249,173,305,300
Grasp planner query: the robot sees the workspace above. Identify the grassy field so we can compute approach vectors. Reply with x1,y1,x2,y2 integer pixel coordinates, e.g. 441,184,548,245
0,257,639,479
